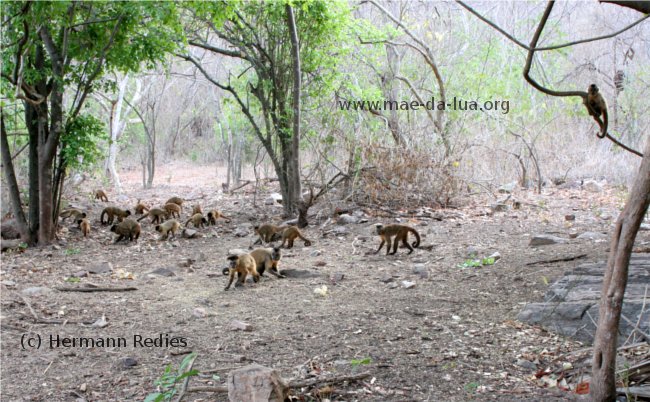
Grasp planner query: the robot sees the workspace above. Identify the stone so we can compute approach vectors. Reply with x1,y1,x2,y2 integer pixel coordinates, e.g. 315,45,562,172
72,271,88,278
577,231,608,241
498,182,517,194
490,203,508,213
489,252,501,261
516,359,537,370
640,223,650,231
582,180,603,193
337,214,359,225
88,262,113,274
264,193,283,205
122,357,138,368
1,280,16,287
310,250,321,257
233,227,249,237
21,287,52,296
227,364,288,402
380,275,394,283
412,264,429,279
192,308,207,318
230,320,254,332
564,214,575,221
148,268,175,277
182,229,199,239
228,249,249,256
401,280,416,289
518,254,650,345
329,273,344,283
529,235,567,246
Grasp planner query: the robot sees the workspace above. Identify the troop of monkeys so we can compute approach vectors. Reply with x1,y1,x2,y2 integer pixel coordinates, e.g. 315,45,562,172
61,190,422,291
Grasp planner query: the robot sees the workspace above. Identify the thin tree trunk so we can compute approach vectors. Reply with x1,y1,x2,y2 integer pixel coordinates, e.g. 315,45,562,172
0,110,31,242
286,3,302,216
590,135,650,401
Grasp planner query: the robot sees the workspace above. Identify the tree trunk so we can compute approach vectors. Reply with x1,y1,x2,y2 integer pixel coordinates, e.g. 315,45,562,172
589,135,650,401
0,111,31,242
286,3,302,217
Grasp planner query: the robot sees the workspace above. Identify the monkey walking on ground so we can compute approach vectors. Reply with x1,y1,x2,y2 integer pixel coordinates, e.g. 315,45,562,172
223,247,284,278
60,208,86,222
207,209,230,225
155,219,181,240
374,224,421,255
253,224,287,245
585,84,608,139
134,199,149,215
110,219,141,243
224,253,260,290
185,213,208,228
77,218,91,237
192,204,202,215
279,226,312,249
137,208,166,224
95,190,109,202
165,197,184,212
163,203,182,219
100,207,131,225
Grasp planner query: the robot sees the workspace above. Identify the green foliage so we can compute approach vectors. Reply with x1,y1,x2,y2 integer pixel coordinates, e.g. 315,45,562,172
65,277,80,283
61,114,107,172
458,257,495,269
64,248,80,256
145,352,198,402
350,357,372,367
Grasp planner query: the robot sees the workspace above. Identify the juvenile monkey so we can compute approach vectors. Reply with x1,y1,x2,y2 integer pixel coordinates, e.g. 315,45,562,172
155,219,181,240
60,208,86,222
165,196,184,211
224,253,259,291
100,207,131,225
192,204,202,215
185,213,207,228
95,189,109,202
279,226,312,249
585,84,608,138
137,208,166,224
250,247,284,278
254,224,287,244
207,209,230,225
77,218,91,237
163,203,182,219
374,224,421,255
134,199,149,215
110,219,141,243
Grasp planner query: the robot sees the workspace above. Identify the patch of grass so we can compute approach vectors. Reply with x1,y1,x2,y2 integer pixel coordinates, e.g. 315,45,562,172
350,357,372,367
145,352,198,402
64,248,80,255
458,257,495,268
464,382,479,394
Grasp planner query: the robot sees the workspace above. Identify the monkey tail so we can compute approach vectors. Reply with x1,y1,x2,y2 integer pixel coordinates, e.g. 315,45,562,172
599,108,608,139
100,210,107,224
137,214,147,222
409,228,421,248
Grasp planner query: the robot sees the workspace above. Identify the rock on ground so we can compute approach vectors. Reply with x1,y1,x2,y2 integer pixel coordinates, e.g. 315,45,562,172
227,364,288,402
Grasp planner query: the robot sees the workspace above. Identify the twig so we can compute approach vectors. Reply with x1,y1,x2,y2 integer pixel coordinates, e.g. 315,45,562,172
229,180,252,194
19,294,39,321
624,285,648,345
620,313,650,343
526,254,588,266
55,286,138,292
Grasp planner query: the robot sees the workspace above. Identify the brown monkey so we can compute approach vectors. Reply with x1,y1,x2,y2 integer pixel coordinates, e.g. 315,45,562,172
134,199,149,215
185,213,207,228
585,84,608,138
137,208,166,224
250,247,284,278
207,209,230,225
110,219,141,243
374,224,421,255
77,218,91,237
254,224,287,244
165,196,183,211
280,226,312,249
224,253,259,291
163,203,182,219
100,207,131,225
192,204,202,215
95,189,109,202
155,219,181,240
60,208,86,222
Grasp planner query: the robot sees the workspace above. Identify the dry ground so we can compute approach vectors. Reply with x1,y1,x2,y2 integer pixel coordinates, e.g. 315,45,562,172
1,163,648,401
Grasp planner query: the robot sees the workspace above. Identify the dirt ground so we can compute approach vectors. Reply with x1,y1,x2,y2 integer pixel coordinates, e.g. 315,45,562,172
1,163,648,401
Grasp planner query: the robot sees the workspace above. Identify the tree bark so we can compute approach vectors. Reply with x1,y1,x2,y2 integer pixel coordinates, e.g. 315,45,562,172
286,3,302,216
0,110,30,242
590,135,650,401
